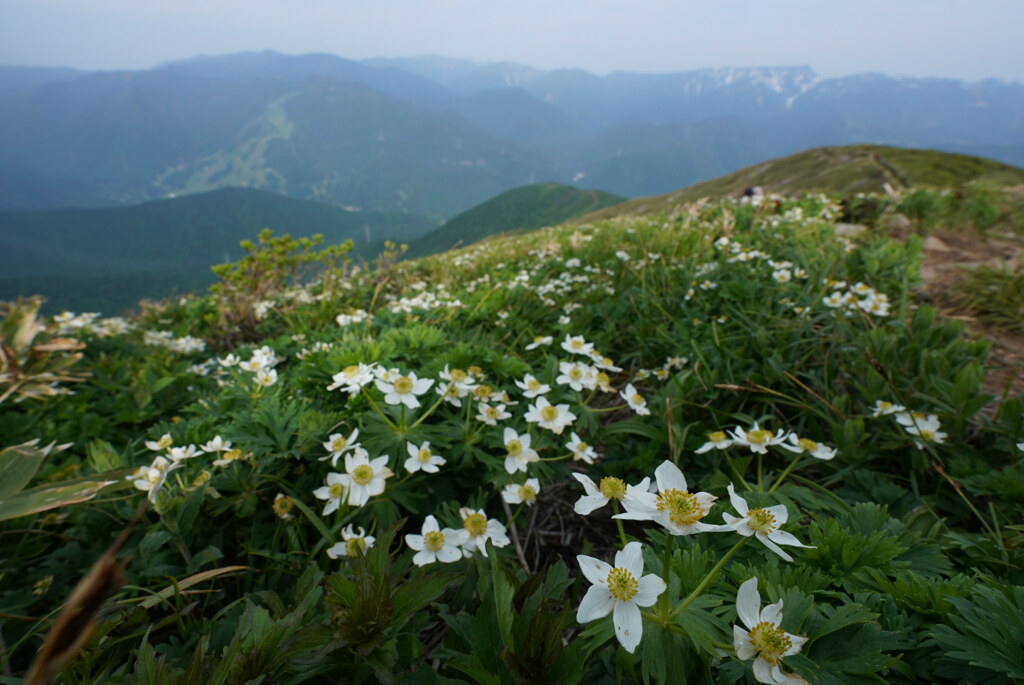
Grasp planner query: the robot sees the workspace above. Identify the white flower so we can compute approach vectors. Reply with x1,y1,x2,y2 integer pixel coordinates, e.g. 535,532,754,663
721,484,814,562
515,373,551,399
870,400,905,417
405,515,467,566
620,384,650,416
557,361,597,392
168,444,204,462
145,433,173,452
576,542,666,654
340,449,393,507
502,478,540,505
212,448,246,468
254,368,278,387
733,577,809,684
126,456,178,502
404,441,446,474
728,423,791,454
476,402,511,426
561,334,595,357
525,335,553,350
326,525,376,559
896,412,947,449
439,365,476,392
1018,442,1024,451
502,427,539,474
572,472,633,515
695,430,733,454
320,428,361,468
376,371,434,409
524,397,576,435
459,507,510,557
822,291,845,308
772,269,792,284
313,472,348,516
567,432,598,464
327,363,377,393
781,434,837,461
200,436,232,453
218,353,240,367
615,461,722,536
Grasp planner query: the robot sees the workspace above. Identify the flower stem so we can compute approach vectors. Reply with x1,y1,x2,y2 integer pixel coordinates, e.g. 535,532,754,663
659,534,674,619
363,392,398,430
409,392,446,430
768,455,804,493
611,500,628,548
672,536,749,617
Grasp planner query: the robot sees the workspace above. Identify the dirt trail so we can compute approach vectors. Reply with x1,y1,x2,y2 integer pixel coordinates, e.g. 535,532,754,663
911,228,1024,399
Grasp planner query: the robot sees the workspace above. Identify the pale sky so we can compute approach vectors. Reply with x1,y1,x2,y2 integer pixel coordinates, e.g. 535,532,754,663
2,0,1022,82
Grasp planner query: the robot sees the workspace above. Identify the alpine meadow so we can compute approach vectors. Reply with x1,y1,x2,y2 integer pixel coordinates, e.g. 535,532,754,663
2,48,1024,685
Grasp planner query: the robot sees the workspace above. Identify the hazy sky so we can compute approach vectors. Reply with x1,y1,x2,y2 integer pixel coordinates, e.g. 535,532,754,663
2,0,1022,82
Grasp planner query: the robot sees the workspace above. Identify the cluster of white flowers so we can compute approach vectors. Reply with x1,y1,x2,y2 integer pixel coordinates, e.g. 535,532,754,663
871,401,947,449
142,330,207,354
821,279,891,317
335,309,371,327
692,423,837,461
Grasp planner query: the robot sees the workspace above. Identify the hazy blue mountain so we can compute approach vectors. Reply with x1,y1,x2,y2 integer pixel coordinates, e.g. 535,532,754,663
0,186,437,312
3,51,1024,218
405,182,624,258
0,65,87,91
159,50,456,109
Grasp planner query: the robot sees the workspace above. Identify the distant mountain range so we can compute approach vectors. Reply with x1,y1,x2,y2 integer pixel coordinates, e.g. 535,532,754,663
2,50,1023,217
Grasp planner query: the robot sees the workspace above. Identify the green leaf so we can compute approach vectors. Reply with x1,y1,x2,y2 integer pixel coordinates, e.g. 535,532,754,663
0,473,117,522
0,439,66,499
489,546,515,649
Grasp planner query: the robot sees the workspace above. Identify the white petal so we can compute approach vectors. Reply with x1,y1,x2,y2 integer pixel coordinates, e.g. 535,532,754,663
654,460,687,492
572,472,600,495
436,545,462,563
784,632,808,656
613,600,643,653
412,549,435,566
768,529,812,549
633,574,667,607
736,577,761,630
759,535,795,562
753,657,776,684
576,585,614,622
733,625,756,660
577,555,613,585
615,541,644,577
422,515,439,533
766,503,789,524
574,494,609,515
727,482,749,515
760,599,785,626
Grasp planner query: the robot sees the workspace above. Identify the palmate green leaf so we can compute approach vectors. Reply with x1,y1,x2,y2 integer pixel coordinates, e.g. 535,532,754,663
930,585,1024,682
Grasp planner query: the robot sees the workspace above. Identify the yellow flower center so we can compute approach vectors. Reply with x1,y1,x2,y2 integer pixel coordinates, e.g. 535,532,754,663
797,438,818,453
570,340,585,350
328,482,345,499
450,368,468,382
191,470,211,487
596,372,610,387
474,385,493,399
527,378,542,390
351,464,374,486
157,436,173,449
519,484,537,502
630,393,644,405
423,530,446,551
746,507,777,534
506,439,522,457
418,448,433,463
485,406,500,419
708,431,727,443
748,622,793,665
920,430,935,442
345,537,367,556
540,405,560,422
273,494,295,517
463,513,488,537
331,437,348,452
569,367,583,380
606,567,639,602
747,429,773,445
599,477,627,501
533,336,546,344
393,376,414,394
576,441,589,452
342,364,359,377
656,488,704,526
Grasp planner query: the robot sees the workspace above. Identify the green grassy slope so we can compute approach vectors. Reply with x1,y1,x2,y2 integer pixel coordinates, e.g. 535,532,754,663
0,186,437,312
581,144,1024,220
405,182,624,258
